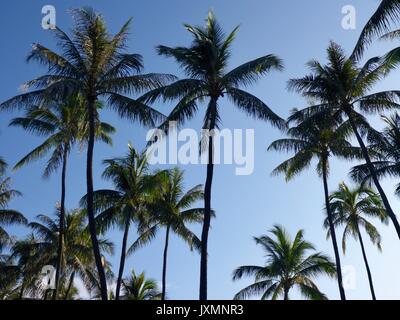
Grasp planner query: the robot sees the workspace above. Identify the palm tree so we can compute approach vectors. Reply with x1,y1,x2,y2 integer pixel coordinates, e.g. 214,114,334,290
120,269,161,300
268,114,361,300
23,208,114,299
130,168,205,300
325,182,387,300
85,144,156,300
0,8,174,299
140,11,284,300
288,42,400,242
9,95,115,299
351,114,400,195
0,162,27,251
233,225,336,300
352,0,400,60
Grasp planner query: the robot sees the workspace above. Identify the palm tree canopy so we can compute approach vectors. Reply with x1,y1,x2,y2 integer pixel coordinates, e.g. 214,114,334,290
128,167,208,254
352,0,400,60
1,7,175,128
121,269,161,300
11,208,114,297
0,170,27,251
139,11,285,132
81,144,156,235
10,95,115,177
288,42,400,130
268,113,362,180
351,113,400,194
324,182,388,253
232,225,336,300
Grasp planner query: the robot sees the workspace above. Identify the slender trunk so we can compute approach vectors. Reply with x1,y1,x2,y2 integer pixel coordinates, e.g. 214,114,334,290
115,218,130,300
64,271,75,300
19,285,24,300
162,225,171,300
357,229,376,300
283,286,289,300
347,112,400,239
199,99,217,301
86,95,108,300
53,147,68,300
322,157,346,300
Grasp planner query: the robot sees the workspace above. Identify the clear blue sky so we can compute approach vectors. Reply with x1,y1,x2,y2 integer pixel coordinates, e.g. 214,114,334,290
1,0,400,300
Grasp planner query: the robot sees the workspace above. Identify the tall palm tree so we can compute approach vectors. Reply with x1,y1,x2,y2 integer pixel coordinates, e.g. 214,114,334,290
9,96,115,299
121,269,161,300
130,168,205,300
288,42,400,242
351,114,400,195
268,114,361,300
233,225,336,300
140,11,284,300
0,8,174,299
22,208,114,299
325,182,387,300
0,163,27,251
352,0,400,60
85,144,155,300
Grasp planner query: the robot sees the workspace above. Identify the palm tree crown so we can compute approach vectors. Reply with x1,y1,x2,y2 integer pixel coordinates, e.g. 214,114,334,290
233,225,336,300
121,269,161,300
0,165,27,251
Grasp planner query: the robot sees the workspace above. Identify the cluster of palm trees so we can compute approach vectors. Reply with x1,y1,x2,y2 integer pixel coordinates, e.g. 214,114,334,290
2,1,400,300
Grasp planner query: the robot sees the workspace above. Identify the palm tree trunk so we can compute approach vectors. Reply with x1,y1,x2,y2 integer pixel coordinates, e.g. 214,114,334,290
200,99,217,301
162,225,171,300
115,217,130,300
347,112,400,239
19,285,24,300
322,157,346,300
53,147,68,300
86,95,108,300
357,229,376,300
283,287,289,300
64,271,75,300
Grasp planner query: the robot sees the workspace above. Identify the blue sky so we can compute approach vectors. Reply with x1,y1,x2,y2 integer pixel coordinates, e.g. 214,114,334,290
1,0,400,300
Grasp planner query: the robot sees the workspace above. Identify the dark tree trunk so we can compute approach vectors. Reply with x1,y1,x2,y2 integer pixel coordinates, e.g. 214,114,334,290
322,157,346,300
86,96,108,300
199,99,217,301
115,217,130,300
64,271,75,300
19,285,24,300
283,286,289,300
357,229,376,300
53,147,68,300
162,225,171,300
347,112,400,239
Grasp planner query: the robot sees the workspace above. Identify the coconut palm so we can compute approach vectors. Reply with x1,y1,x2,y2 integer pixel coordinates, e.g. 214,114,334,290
20,208,114,299
351,114,400,195
325,182,387,300
0,8,174,299
233,225,336,300
121,269,161,300
268,114,362,300
130,168,205,300
9,95,115,299
140,11,284,300
288,42,400,242
352,0,400,60
0,163,27,251
84,144,156,300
